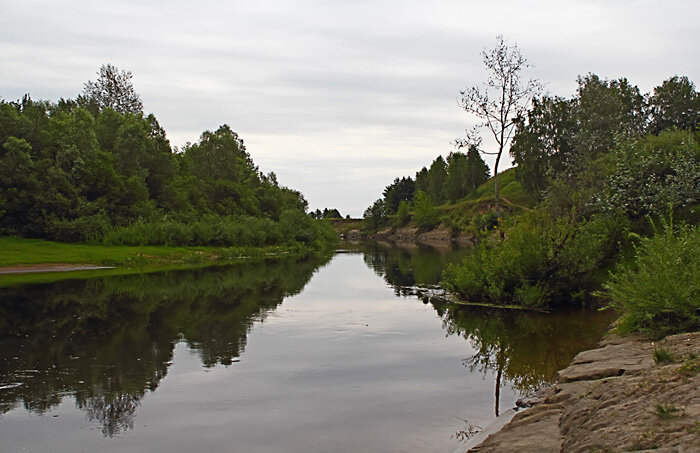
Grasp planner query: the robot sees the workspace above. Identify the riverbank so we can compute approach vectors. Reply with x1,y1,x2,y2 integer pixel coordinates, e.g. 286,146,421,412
372,224,476,247
0,237,326,287
466,331,700,452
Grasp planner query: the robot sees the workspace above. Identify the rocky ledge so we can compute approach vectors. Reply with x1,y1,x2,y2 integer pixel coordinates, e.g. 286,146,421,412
468,332,700,452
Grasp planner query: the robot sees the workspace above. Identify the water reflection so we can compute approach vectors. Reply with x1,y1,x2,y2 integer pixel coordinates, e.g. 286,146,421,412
0,255,331,436
359,241,470,295
0,244,615,446
362,241,617,413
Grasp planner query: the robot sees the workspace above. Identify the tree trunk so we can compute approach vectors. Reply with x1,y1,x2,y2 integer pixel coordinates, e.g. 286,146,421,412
495,361,503,417
494,149,502,215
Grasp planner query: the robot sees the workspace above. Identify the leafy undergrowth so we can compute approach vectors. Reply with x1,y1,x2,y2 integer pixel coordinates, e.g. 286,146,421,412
603,222,699,338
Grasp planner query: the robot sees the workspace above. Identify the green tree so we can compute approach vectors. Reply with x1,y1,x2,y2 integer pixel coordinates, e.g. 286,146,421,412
510,96,577,198
415,167,429,193
413,190,439,229
0,137,39,234
363,198,387,230
465,144,490,192
382,177,415,214
427,156,447,204
649,75,700,133
81,64,143,114
444,152,468,202
395,200,410,226
184,125,256,183
574,74,646,159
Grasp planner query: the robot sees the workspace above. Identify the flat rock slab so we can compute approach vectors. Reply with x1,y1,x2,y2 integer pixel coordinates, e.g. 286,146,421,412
467,332,700,453
469,403,563,453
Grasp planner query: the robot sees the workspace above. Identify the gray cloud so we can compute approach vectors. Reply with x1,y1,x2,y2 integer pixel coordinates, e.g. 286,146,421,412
1,0,698,215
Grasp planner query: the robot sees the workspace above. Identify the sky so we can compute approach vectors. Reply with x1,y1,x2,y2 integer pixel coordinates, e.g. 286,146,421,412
1,1,698,217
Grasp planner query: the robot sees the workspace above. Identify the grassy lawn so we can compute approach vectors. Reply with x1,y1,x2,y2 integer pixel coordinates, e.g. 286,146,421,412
2,237,192,266
0,236,281,267
0,237,301,287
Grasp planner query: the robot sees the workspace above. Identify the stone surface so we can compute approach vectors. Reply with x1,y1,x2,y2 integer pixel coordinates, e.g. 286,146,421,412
466,332,700,453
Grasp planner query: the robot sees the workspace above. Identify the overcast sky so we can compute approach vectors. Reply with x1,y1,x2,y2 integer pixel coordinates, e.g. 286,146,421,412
1,1,698,216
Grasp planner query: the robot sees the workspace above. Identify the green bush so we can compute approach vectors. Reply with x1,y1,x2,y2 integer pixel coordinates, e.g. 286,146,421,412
394,200,410,227
413,190,440,230
48,213,111,242
596,130,700,220
471,210,500,233
602,222,699,338
443,209,628,309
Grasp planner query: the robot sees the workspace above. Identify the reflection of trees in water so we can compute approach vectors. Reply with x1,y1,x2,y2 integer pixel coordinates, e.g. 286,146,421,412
0,254,330,436
361,243,615,415
80,393,141,437
361,242,469,296
436,299,615,415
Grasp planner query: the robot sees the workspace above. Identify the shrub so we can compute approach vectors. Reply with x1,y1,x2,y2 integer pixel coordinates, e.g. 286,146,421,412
413,190,439,230
471,210,500,234
48,213,111,242
101,213,336,250
394,200,410,226
443,208,628,309
596,130,700,220
602,222,699,338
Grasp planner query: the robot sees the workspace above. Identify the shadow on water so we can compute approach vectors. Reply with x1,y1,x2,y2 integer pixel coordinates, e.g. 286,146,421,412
359,241,617,415
0,254,332,437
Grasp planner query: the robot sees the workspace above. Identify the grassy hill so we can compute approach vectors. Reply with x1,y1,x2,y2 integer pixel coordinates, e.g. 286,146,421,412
438,167,536,218
363,167,537,235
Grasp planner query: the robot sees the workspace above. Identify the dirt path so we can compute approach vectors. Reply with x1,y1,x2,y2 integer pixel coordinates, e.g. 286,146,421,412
0,263,115,274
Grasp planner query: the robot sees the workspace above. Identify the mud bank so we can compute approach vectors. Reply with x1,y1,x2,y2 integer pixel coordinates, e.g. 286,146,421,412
466,332,700,452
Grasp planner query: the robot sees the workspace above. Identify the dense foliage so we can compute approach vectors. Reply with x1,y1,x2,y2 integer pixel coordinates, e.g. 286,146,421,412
0,68,335,250
363,146,489,230
602,222,699,338
511,75,699,200
443,74,699,324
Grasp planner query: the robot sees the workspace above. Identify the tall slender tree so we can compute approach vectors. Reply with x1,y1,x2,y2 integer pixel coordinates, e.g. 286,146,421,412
457,35,541,213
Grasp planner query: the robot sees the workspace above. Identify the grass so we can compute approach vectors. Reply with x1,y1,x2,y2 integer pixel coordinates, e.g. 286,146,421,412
653,347,678,364
603,222,699,338
655,403,682,419
0,236,307,288
438,168,537,221
0,236,297,267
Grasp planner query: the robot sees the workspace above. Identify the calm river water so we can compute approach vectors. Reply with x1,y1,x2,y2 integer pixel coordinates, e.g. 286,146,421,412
0,244,614,452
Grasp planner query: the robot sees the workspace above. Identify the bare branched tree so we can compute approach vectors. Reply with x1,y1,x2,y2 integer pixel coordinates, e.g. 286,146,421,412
82,64,143,114
457,35,541,213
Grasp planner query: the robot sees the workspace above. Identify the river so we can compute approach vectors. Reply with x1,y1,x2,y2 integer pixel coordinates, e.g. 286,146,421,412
0,244,615,452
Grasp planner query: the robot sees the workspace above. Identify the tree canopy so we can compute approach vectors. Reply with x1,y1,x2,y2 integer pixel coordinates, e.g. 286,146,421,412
81,64,143,114
0,68,333,249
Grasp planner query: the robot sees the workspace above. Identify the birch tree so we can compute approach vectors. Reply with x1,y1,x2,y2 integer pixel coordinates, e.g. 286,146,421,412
457,36,541,213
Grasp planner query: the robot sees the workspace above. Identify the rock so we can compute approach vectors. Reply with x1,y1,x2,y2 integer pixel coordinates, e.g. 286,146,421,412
557,339,654,383
467,332,700,453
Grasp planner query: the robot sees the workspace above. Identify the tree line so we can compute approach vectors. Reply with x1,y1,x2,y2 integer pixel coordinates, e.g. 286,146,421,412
0,65,335,249
363,144,490,229
511,73,699,201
